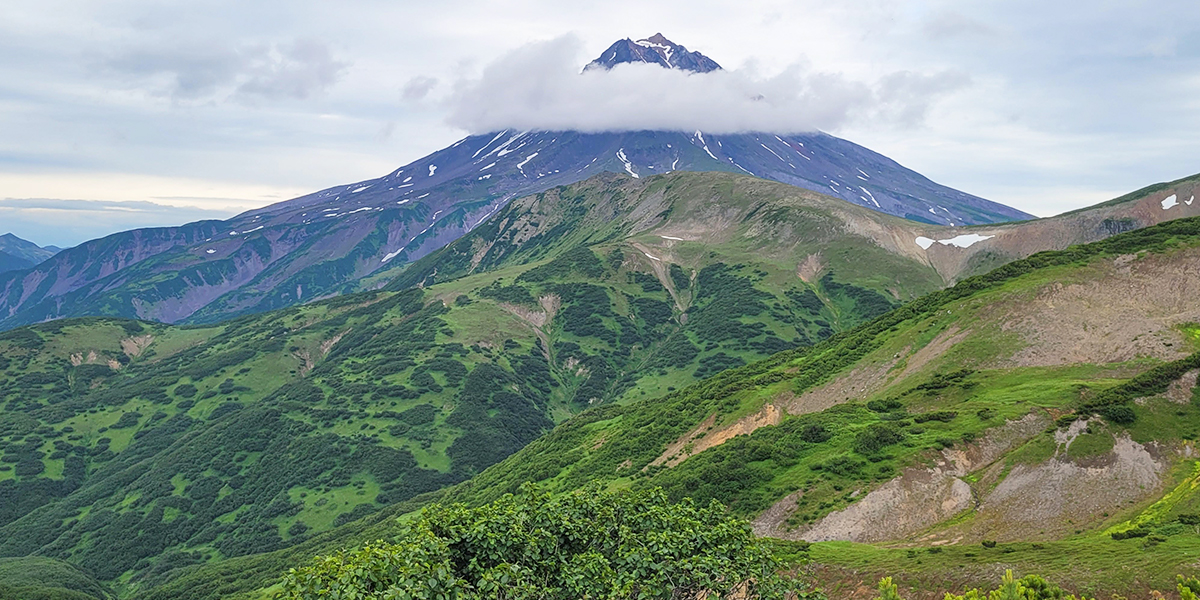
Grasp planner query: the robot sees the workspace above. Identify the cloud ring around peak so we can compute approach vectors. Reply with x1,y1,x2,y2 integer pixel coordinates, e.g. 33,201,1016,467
442,35,968,135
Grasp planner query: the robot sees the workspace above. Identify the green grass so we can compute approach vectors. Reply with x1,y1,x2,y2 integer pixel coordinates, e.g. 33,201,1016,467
806,535,1200,599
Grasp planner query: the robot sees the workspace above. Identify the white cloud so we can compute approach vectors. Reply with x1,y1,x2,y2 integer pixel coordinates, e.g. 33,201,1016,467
442,35,968,135
102,37,349,103
0,199,235,248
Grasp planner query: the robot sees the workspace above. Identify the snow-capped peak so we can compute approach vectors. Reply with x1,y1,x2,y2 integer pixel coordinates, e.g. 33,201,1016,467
585,33,722,73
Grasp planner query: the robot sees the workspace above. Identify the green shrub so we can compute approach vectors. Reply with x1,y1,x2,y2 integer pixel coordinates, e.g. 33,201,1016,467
281,486,813,600
853,424,904,455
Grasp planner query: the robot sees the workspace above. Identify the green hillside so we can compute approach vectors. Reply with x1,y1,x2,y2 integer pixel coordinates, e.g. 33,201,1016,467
146,214,1200,600
3,172,1200,599
0,172,935,595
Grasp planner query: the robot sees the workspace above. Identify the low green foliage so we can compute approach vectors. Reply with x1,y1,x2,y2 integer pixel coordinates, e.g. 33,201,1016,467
282,486,817,600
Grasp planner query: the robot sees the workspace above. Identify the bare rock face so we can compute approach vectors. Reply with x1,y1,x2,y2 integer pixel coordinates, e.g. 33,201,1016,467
752,409,1172,545
801,470,974,543
752,413,1049,542
967,435,1168,541
585,33,723,73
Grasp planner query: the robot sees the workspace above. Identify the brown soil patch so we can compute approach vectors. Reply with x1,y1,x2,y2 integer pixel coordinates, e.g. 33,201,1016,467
964,435,1168,542
782,359,896,417
890,327,968,383
320,330,349,357
497,294,559,360
648,404,783,469
1165,369,1199,404
753,413,1048,542
629,241,689,312
1000,248,1200,368
797,253,825,283
121,334,154,358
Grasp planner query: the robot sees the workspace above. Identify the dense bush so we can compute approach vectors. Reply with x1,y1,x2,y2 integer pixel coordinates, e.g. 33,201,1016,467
281,486,813,600
853,424,904,455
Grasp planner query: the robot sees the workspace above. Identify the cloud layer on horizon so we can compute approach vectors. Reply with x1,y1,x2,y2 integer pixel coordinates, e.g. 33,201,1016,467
0,199,235,248
441,35,969,135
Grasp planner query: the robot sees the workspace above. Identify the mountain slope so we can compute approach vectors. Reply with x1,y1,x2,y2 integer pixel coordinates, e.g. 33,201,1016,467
0,172,937,594
4,172,1199,599
139,211,1200,600
0,35,1032,331
0,250,34,274
0,233,58,266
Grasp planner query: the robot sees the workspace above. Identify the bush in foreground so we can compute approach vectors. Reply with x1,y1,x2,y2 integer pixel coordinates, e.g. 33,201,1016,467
281,485,816,600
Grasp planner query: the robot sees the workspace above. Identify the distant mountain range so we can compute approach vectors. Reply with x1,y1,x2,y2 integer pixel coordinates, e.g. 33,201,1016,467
0,233,59,274
0,34,1033,330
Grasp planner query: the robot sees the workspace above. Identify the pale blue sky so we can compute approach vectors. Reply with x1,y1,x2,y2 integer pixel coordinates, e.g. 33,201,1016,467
1,0,1198,247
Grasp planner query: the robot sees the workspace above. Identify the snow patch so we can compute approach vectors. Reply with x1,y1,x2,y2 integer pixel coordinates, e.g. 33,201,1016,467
397,199,412,205
473,131,507,158
346,207,372,215
859,186,880,208
417,193,430,199
643,252,660,261
917,233,995,250
1188,196,1195,205
381,249,403,263
759,142,788,164
1162,194,1178,210
480,162,496,171
350,185,370,194
660,235,684,241
206,249,216,254
516,152,538,174
403,176,412,183
428,165,437,177
240,225,264,234
616,148,638,178
939,233,993,248
479,175,491,180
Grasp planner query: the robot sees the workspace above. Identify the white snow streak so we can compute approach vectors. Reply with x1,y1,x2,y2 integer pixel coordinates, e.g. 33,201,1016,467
472,131,507,158
1162,194,1178,209
759,142,788,164
516,152,538,174
643,252,660,261
616,148,638,178
659,235,684,241
858,186,880,208
694,130,719,161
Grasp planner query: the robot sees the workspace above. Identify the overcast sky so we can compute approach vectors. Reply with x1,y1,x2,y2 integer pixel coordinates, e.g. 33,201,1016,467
1,0,1198,247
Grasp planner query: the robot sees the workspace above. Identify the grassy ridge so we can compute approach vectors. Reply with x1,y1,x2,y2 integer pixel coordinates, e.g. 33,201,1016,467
140,217,1200,600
